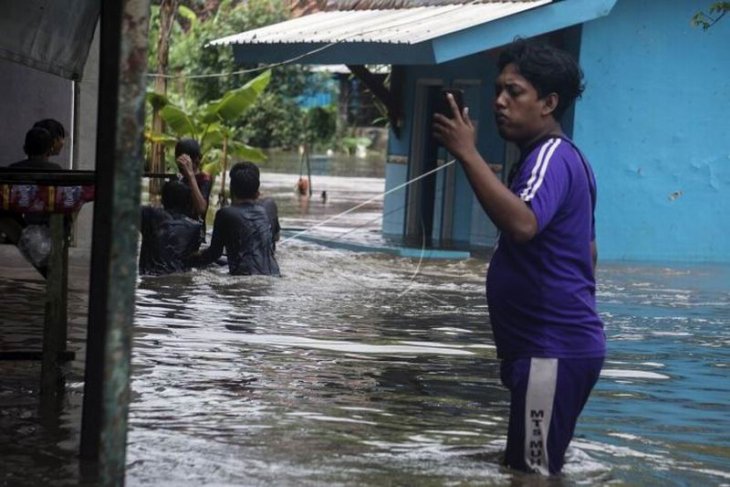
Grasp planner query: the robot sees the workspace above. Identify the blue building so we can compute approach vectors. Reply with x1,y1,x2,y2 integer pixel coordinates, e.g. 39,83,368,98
214,0,730,263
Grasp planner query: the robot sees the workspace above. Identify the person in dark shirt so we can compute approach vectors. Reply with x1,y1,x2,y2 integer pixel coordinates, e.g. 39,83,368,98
9,127,63,171
139,180,203,276
3,127,62,233
188,162,280,276
257,195,281,251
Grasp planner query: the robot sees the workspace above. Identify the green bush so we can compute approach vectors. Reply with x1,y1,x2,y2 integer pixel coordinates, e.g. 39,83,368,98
239,92,306,150
305,106,337,148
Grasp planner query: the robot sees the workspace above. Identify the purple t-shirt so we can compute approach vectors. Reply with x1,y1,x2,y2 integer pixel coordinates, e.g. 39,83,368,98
486,136,605,359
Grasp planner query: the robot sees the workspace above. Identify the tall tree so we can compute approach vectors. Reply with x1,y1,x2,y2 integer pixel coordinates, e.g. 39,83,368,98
150,0,178,200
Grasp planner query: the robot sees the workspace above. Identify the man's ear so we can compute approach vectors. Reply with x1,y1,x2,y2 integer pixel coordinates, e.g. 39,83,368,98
541,92,559,117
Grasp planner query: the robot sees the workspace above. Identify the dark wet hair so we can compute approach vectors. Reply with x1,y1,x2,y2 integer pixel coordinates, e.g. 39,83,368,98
498,38,585,120
161,180,192,214
229,162,260,200
23,127,53,157
174,138,202,160
33,119,66,139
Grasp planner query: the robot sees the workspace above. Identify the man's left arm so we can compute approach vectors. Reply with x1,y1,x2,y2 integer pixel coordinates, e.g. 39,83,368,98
187,211,224,267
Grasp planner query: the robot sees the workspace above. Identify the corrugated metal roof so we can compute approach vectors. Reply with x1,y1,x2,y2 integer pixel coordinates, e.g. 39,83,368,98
324,0,539,10
211,1,551,47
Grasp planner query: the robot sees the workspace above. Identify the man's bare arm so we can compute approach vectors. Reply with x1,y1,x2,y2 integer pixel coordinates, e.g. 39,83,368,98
177,154,208,218
432,97,537,243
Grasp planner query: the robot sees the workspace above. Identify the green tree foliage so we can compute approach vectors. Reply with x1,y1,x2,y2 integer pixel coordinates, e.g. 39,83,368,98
305,106,337,149
238,92,306,150
147,69,271,176
692,2,730,29
148,0,335,151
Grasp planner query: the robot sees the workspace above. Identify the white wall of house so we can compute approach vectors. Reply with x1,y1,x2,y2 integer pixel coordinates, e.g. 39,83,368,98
0,63,73,168
72,22,100,250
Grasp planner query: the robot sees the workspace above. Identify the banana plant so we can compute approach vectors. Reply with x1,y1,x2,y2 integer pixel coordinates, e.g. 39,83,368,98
145,69,271,205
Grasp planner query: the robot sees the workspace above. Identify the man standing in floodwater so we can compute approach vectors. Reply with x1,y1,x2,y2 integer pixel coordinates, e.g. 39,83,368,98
188,161,280,276
433,39,605,475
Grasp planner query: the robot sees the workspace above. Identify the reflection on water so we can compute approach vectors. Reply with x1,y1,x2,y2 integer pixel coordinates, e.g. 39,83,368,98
1,172,729,486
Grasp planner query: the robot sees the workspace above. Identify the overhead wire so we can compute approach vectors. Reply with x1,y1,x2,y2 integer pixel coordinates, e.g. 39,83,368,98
280,160,456,245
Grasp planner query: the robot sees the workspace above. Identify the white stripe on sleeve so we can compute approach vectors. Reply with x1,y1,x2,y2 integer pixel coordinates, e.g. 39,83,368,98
520,138,561,202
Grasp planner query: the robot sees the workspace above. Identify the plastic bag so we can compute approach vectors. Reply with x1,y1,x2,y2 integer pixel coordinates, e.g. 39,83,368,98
18,224,52,269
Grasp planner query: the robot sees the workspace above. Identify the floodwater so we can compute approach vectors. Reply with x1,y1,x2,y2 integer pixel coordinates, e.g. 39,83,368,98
1,164,729,486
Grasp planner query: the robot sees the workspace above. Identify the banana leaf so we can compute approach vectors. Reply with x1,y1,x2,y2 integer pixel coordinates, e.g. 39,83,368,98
229,141,267,163
145,131,178,145
160,104,197,137
203,70,272,123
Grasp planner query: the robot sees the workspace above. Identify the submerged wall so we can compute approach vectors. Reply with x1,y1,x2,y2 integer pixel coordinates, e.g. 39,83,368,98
575,0,730,262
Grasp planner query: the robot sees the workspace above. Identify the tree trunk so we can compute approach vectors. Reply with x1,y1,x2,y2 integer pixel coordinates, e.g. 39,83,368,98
150,0,176,202
219,137,229,207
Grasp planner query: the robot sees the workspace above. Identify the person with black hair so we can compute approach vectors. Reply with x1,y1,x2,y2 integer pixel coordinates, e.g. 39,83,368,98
188,161,280,276
139,180,203,275
9,127,62,171
433,38,604,475
32,119,66,156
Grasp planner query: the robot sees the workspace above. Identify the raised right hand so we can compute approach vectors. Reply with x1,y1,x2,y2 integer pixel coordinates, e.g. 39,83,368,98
176,154,194,177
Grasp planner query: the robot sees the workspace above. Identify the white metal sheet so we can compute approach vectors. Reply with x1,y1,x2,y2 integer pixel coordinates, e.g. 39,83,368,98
211,1,552,46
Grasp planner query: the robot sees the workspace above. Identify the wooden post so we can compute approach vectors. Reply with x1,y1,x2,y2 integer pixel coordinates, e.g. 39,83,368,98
219,137,229,207
149,0,175,202
79,0,151,484
40,213,69,396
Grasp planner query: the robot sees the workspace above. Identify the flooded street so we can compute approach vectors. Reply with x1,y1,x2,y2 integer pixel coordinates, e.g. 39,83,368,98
1,169,729,486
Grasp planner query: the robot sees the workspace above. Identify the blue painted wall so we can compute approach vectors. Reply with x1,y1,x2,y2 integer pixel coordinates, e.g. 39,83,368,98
382,161,408,237
384,0,729,261
575,0,730,262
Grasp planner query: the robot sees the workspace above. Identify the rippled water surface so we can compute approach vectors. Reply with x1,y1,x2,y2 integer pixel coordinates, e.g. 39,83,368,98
1,172,729,486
